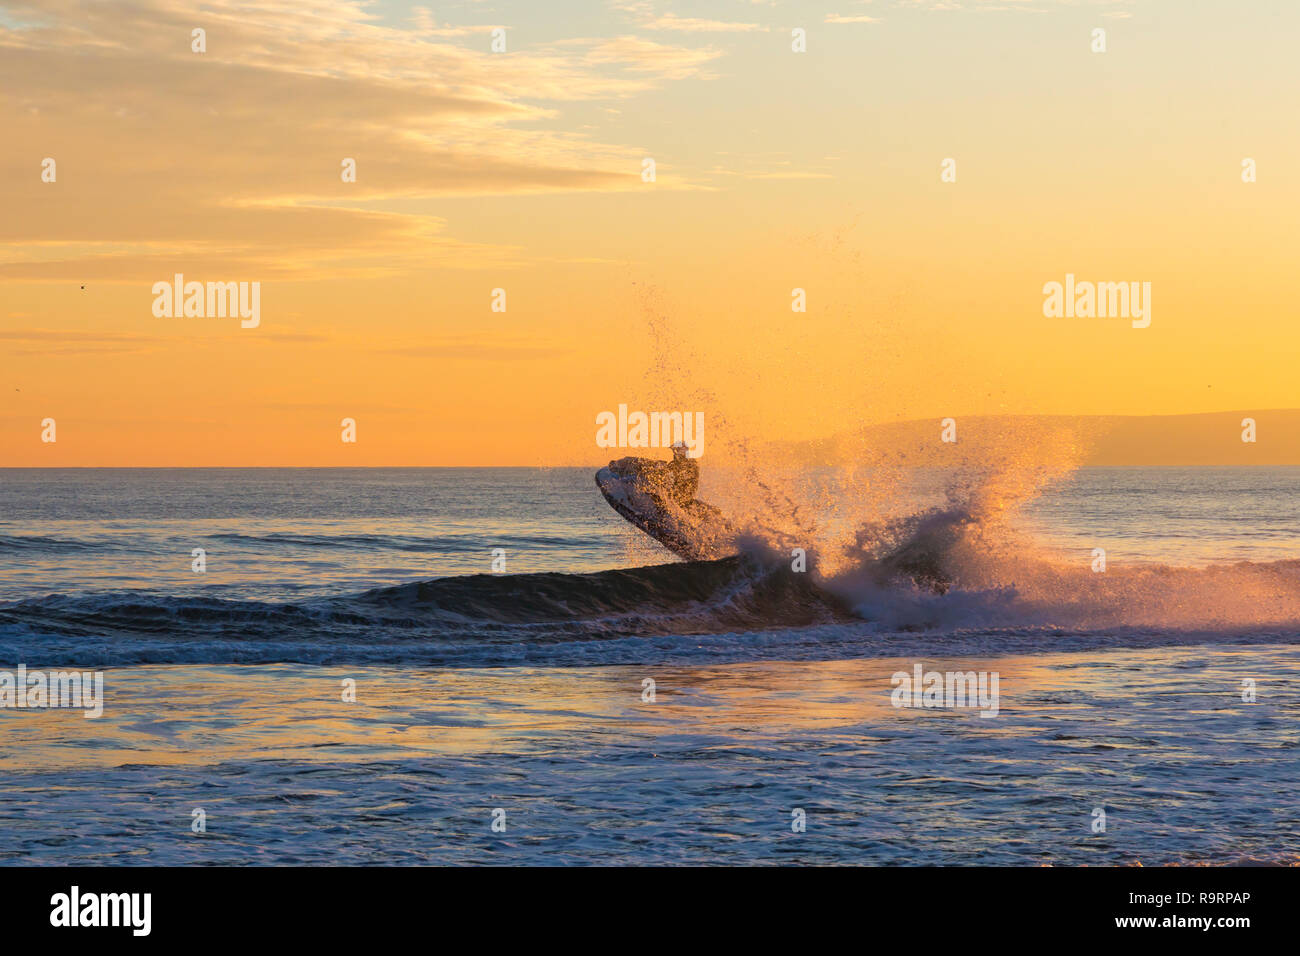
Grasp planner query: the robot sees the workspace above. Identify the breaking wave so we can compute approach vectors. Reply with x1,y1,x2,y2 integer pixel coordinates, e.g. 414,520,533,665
3,519,1299,668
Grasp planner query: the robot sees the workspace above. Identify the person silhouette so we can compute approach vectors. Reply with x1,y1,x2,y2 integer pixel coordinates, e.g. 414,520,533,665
664,440,698,506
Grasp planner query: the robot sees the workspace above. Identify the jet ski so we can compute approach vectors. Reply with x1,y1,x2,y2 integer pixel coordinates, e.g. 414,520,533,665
595,456,739,560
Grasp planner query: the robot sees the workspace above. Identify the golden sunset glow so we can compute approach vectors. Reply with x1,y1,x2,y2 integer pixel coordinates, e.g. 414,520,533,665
3,0,1298,465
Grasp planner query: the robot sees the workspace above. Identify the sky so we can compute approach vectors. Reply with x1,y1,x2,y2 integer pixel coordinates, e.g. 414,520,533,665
2,0,1298,465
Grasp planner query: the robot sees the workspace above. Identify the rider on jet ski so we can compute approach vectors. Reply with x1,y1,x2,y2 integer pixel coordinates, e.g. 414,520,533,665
596,440,732,561
663,440,698,506
606,440,698,508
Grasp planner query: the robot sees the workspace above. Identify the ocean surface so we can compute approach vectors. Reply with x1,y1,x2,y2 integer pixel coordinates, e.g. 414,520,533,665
1,467,1298,864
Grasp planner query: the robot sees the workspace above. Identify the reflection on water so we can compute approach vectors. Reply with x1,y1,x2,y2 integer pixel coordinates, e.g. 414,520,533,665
2,645,1296,865
3,468,1297,864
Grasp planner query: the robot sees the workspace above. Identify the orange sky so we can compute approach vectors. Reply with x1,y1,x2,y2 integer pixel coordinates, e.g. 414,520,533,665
2,0,1298,465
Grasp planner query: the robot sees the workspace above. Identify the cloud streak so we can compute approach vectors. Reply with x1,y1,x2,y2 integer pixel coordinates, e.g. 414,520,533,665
0,0,725,280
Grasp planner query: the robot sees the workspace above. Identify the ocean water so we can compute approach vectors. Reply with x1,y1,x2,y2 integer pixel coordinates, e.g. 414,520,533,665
1,467,1298,865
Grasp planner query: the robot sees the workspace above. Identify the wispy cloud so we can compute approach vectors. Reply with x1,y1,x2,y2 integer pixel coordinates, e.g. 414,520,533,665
0,0,725,280
0,329,161,355
645,14,766,33
375,337,571,361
